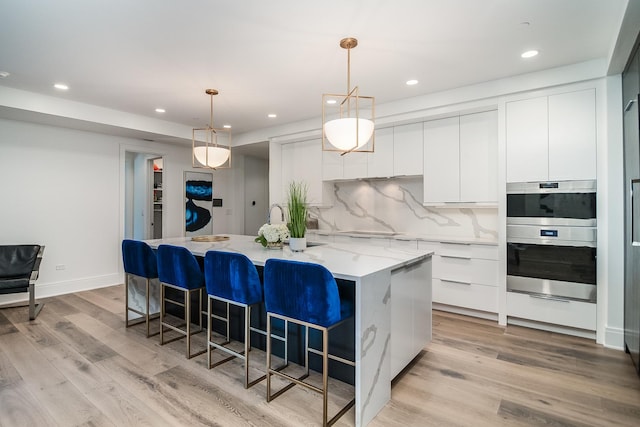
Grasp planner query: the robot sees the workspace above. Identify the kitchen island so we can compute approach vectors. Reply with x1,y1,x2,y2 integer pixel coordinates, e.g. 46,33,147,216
144,234,433,426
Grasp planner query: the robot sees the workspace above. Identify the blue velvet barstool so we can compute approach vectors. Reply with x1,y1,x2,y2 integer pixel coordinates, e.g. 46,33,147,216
122,240,159,337
204,250,271,388
263,259,355,427
157,244,206,359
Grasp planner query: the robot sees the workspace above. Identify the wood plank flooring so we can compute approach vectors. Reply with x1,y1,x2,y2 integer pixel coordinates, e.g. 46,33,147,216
1,284,639,426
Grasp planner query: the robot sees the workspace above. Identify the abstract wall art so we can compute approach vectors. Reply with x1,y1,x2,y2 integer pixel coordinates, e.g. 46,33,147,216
184,171,213,236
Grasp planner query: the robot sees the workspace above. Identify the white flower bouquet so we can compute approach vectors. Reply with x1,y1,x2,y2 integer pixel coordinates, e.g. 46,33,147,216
255,223,290,247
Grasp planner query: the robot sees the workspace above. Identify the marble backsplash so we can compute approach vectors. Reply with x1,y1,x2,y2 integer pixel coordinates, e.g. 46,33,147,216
309,177,498,241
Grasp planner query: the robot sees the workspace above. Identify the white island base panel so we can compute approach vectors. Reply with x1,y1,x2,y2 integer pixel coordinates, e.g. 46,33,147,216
126,275,160,319
144,235,432,426
357,260,432,425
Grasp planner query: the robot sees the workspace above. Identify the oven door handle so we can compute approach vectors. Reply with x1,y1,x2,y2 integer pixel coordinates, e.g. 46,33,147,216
529,294,571,303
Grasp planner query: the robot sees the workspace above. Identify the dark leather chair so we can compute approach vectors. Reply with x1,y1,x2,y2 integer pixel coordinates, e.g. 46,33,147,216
0,245,45,320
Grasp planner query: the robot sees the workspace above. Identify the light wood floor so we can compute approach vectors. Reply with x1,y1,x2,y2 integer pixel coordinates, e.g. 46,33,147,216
1,284,639,426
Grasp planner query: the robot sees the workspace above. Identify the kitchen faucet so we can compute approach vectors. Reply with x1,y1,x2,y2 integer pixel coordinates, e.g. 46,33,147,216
267,203,284,224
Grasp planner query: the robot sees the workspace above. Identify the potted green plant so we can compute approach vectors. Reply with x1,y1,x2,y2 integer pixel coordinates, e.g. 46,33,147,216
287,180,308,252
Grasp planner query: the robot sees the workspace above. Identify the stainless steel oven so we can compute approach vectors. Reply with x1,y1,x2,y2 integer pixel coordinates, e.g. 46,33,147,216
506,180,597,303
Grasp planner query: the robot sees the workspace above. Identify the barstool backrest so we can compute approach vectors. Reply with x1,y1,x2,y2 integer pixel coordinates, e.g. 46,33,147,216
204,251,262,305
264,259,340,327
122,240,158,279
157,244,204,289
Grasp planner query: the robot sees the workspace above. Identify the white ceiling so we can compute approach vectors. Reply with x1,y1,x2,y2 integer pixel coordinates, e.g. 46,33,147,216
0,0,630,143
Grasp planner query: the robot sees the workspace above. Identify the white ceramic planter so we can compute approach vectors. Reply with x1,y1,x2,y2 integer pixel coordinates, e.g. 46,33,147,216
289,237,307,252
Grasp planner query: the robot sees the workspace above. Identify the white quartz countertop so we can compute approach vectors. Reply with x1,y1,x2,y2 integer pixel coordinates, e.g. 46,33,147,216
144,234,433,281
308,230,498,246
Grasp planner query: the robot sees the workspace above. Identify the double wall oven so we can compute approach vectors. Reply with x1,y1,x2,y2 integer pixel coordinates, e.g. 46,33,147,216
507,180,597,303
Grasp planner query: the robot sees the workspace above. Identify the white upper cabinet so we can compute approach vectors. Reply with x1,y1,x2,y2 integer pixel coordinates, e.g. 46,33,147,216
394,123,423,176
506,89,596,183
423,116,460,202
367,127,394,178
343,148,369,179
281,138,325,205
548,89,596,181
322,150,343,181
460,110,498,202
506,96,549,183
423,111,497,204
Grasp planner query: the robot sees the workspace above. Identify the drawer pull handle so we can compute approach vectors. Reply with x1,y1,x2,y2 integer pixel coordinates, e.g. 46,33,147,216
529,294,571,303
440,254,471,260
442,279,471,286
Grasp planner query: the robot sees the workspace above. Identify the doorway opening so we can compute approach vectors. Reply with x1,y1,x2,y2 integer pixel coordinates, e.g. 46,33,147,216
124,151,165,240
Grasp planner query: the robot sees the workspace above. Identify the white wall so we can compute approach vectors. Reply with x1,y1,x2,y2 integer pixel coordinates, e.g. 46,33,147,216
0,118,245,306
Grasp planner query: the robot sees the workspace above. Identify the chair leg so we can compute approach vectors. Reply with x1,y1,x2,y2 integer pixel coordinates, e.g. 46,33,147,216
145,278,151,337
28,282,43,320
160,284,165,344
186,288,191,359
207,296,213,368
244,304,251,388
322,328,329,427
266,313,273,401
125,273,130,326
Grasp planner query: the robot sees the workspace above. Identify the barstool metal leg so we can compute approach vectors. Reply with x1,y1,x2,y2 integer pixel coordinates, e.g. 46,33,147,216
266,313,273,401
186,288,191,359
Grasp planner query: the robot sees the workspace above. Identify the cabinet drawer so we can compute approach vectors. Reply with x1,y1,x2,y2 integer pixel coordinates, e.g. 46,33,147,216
439,242,472,258
435,255,471,283
507,292,596,331
390,238,418,250
433,279,498,313
434,256,497,287
471,244,498,260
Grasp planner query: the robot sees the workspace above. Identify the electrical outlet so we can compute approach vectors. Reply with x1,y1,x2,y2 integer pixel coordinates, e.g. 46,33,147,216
55,264,66,270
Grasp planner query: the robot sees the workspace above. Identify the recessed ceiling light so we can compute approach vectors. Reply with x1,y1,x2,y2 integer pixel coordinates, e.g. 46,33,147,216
521,50,539,59
54,83,69,90
326,99,337,105
155,108,166,113
0,71,10,79
406,79,419,86
223,124,231,129
268,113,277,118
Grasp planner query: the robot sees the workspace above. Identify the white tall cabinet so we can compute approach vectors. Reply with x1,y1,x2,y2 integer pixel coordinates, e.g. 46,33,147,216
506,88,596,183
423,110,498,204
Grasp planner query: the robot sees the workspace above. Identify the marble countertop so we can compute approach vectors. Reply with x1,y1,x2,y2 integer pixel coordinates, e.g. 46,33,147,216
144,234,433,281
307,229,498,246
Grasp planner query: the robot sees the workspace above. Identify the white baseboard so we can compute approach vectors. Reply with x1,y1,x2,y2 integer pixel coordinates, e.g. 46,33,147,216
0,274,122,306
507,316,596,340
603,326,625,350
433,303,499,322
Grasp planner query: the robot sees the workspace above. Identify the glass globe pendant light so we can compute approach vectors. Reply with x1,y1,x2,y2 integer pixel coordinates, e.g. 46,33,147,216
192,89,231,169
322,37,375,154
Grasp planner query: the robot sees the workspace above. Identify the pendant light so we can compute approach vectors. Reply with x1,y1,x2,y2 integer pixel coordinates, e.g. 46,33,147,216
192,89,231,169
322,37,375,154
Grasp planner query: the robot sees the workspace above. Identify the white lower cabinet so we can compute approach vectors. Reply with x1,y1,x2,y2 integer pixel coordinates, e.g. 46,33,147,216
419,241,499,313
433,279,498,313
507,292,596,331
